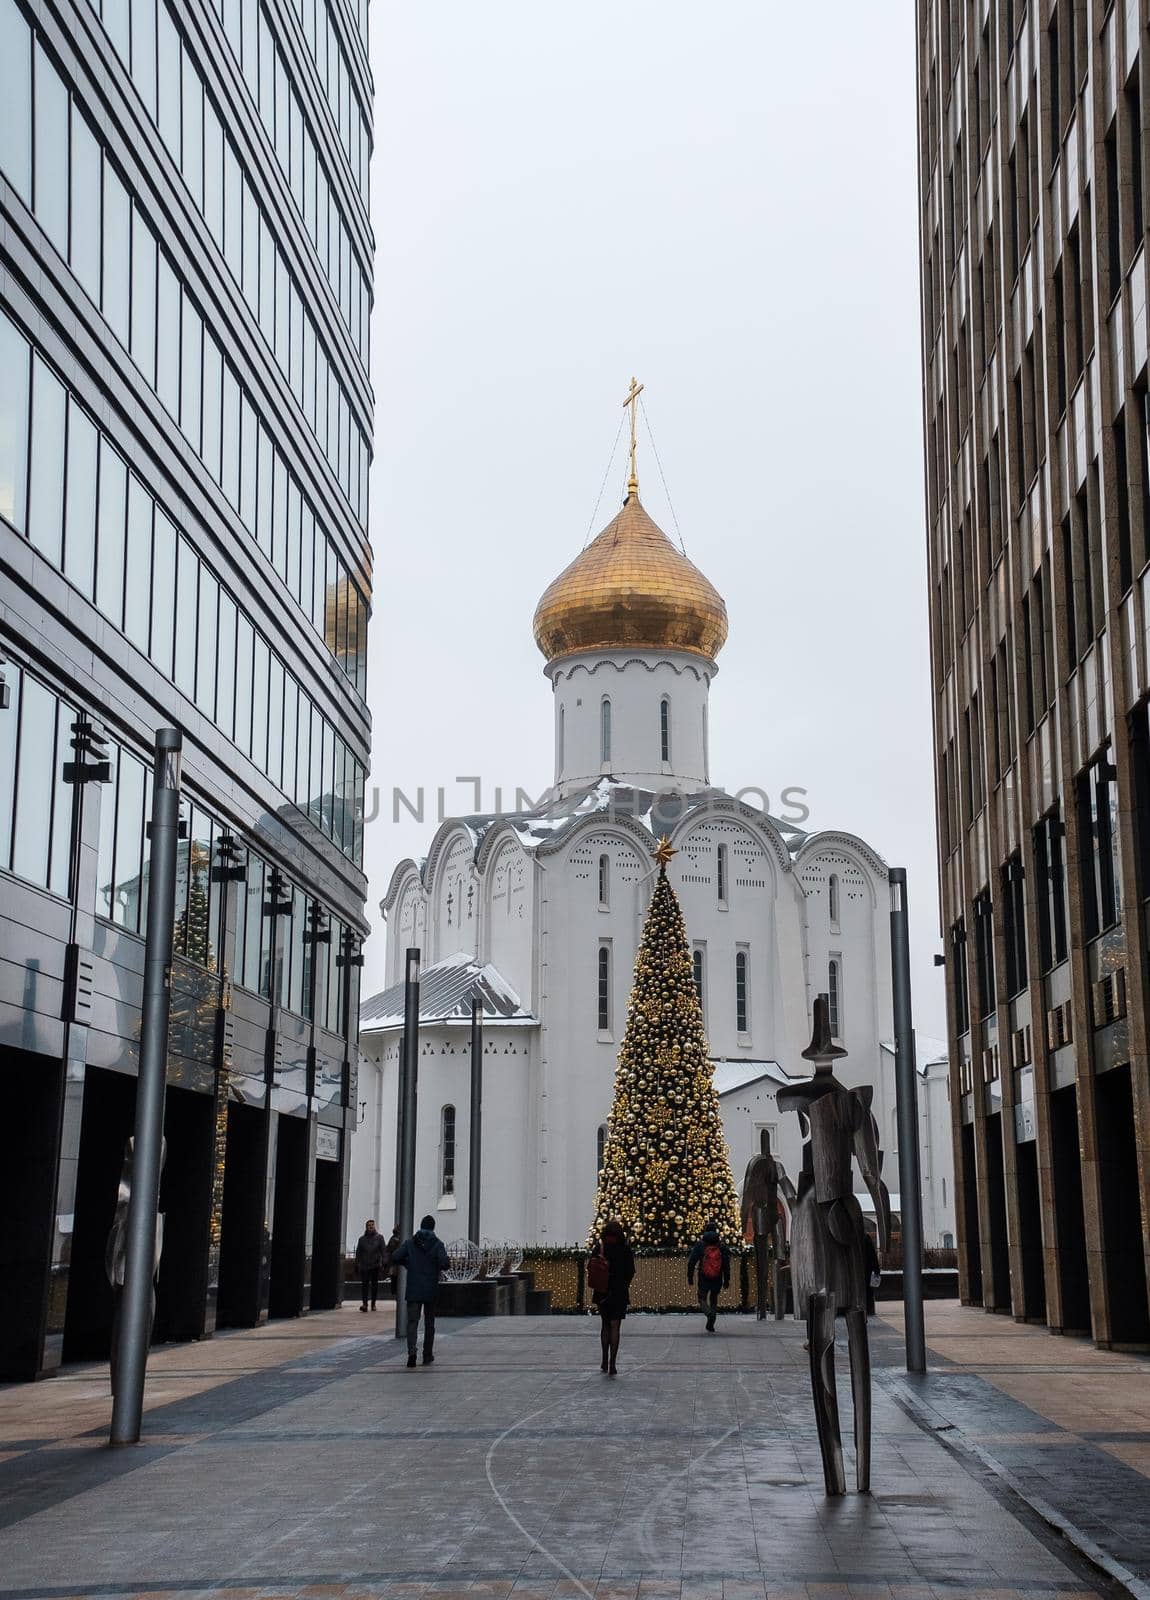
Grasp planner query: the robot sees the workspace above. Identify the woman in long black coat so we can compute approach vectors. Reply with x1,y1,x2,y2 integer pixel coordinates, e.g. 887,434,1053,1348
589,1219,636,1376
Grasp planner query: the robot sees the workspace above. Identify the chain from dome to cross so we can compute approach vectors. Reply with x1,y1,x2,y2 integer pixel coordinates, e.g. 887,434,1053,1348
531,382,728,665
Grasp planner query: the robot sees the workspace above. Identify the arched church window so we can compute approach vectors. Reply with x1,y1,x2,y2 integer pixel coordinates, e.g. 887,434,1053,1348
660,696,671,763
717,843,728,903
597,944,611,1030
598,852,610,908
692,946,705,1017
558,704,565,771
828,958,842,1036
440,1104,456,1196
597,1124,607,1173
828,873,840,925
735,948,749,1032
600,697,612,765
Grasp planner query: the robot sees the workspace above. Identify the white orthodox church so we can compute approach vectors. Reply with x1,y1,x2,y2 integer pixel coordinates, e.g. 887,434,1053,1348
350,444,955,1252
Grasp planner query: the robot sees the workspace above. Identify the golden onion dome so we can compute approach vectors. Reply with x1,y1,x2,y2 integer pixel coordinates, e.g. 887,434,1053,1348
533,493,728,664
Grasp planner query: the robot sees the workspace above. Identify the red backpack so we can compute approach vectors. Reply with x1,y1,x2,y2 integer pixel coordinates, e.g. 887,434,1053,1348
701,1242,723,1280
587,1244,610,1293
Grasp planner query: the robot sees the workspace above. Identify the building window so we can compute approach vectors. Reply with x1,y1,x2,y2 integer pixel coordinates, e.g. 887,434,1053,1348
660,696,671,763
1033,811,1068,970
558,704,565,772
1077,756,1121,940
598,852,610,908
440,1104,456,1196
950,920,970,1033
735,948,748,1033
717,842,728,903
828,958,842,1036
692,946,705,1018
828,873,839,925
596,1124,607,1173
600,697,612,765
1002,854,1028,998
974,891,996,1019
597,944,611,1031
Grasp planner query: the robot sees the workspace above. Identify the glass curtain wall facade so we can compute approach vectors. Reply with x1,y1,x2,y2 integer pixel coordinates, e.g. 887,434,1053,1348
0,0,373,1379
916,0,1150,1345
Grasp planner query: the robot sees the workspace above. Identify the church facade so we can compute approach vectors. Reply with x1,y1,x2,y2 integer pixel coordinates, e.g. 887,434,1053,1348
351,468,955,1250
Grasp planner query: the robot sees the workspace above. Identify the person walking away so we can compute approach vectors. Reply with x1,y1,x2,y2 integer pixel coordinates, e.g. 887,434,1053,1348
588,1218,635,1376
355,1219,387,1312
391,1215,450,1367
687,1220,731,1332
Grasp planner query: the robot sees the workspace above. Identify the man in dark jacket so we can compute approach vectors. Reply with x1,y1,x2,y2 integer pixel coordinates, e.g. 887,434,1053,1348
687,1221,731,1333
391,1215,450,1367
355,1220,388,1312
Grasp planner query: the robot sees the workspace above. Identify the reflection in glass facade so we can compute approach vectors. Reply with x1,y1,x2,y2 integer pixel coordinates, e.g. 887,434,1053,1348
0,0,373,1379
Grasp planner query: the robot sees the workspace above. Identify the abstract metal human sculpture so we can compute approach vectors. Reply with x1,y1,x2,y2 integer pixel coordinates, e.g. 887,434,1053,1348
778,995,891,1496
740,1137,794,1319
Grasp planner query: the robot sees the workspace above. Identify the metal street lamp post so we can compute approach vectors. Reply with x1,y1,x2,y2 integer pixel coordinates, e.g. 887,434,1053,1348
889,867,927,1375
394,948,420,1341
109,728,183,1445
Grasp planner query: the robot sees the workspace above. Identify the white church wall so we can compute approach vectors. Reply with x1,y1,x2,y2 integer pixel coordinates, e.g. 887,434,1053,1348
347,1038,400,1245
389,874,428,988
428,829,477,964
550,651,712,796
674,814,785,1062
535,834,646,1243
350,1028,537,1249
484,837,535,1006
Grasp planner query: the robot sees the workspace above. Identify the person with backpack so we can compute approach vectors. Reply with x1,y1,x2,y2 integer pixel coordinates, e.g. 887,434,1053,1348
391,1215,450,1368
587,1218,635,1376
687,1220,731,1333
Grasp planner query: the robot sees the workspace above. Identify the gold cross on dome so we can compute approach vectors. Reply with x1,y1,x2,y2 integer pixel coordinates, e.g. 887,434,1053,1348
623,376,644,497
653,835,677,867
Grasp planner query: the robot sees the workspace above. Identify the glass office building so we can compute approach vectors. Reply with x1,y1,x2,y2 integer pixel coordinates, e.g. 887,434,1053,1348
0,0,373,1377
916,0,1150,1344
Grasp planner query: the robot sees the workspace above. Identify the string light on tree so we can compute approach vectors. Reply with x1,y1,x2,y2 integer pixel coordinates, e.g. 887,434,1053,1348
590,836,742,1251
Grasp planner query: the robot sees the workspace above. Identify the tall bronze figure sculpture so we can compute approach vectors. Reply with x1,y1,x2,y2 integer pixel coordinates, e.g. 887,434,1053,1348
778,995,890,1496
740,1135,794,1319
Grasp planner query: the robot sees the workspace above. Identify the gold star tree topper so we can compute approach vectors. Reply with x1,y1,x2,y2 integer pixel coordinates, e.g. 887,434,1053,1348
653,835,678,867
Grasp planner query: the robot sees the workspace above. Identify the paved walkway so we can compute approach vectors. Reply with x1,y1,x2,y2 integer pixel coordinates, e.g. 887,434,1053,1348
0,1299,1130,1600
877,1303,1150,1595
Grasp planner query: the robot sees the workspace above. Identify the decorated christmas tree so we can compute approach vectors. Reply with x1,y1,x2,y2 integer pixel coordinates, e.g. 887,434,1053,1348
590,837,742,1250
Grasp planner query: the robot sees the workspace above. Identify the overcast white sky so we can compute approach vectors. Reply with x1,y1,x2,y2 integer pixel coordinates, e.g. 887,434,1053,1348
365,1,945,1039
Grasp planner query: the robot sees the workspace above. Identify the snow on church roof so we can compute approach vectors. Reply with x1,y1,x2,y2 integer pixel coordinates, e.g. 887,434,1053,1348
711,1059,791,1096
360,952,536,1031
454,777,811,860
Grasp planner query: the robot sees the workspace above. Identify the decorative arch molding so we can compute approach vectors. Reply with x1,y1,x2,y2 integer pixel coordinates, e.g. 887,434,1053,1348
485,835,530,928
795,830,888,888
474,816,531,877
381,858,422,917
550,654,711,687
671,797,792,877
561,823,653,888
535,810,658,864
423,820,481,894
